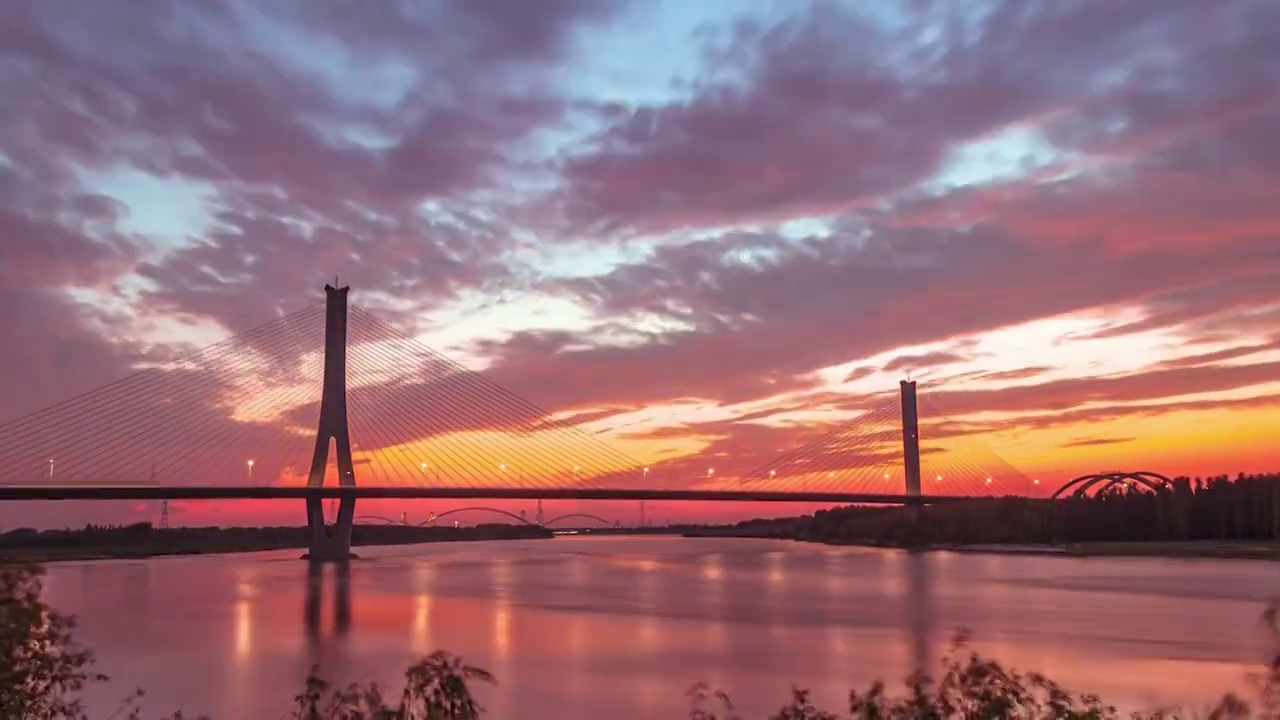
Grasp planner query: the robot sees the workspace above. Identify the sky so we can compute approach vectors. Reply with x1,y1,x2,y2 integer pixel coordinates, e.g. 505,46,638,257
2,0,1279,528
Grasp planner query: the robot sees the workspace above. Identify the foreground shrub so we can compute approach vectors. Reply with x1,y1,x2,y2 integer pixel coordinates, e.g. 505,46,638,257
289,652,494,720
0,563,107,719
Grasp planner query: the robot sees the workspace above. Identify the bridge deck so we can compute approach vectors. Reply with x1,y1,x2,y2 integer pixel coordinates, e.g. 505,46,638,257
0,485,979,504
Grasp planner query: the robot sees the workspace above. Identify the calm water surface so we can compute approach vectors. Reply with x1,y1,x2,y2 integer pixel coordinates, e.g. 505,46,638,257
43,536,1280,718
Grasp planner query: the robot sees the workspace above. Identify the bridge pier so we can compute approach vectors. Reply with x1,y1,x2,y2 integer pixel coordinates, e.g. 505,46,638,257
900,380,922,522
302,284,358,561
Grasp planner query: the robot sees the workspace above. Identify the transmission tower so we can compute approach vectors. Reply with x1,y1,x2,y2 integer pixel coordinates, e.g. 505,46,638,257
153,464,168,529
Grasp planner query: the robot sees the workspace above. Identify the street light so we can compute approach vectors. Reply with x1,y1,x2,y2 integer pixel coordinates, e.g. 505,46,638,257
48,459,54,483
769,469,776,480
936,474,942,481
247,460,255,482
707,468,714,478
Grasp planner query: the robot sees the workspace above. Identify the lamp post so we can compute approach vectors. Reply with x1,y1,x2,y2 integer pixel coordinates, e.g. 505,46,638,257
247,460,255,483
47,459,54,483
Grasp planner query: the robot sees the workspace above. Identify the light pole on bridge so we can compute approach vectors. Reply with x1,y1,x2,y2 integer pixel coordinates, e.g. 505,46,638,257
420,461,440,483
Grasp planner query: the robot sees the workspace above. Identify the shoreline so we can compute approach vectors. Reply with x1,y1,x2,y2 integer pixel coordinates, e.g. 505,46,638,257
11,532,1280,565
685,531,1280,561
0,535,546,564
831,539,1280,561
930,541,1280,561
0,526,553,564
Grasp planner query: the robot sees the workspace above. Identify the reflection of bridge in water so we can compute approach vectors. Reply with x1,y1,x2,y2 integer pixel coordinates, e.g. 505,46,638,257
305,561,350,641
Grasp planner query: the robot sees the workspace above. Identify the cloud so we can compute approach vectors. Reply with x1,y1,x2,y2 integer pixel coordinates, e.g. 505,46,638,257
1061,437,1136,449
882,351,971,374
503,209,1277,413
926,360,1280,417
550,0,1279,235
0,0,637,334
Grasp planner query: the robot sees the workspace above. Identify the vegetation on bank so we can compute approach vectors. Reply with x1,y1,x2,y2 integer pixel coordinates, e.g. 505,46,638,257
713,473,1280,549
2,563,1276,719
0,523,552,563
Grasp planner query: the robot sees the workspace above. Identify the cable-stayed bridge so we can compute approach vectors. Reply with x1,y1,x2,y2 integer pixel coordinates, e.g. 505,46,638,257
0,284,1033,559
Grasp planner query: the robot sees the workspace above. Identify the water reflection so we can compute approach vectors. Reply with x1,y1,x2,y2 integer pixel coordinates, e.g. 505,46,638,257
412,563,434,655
39,537,1280,720
304,561,353,641
904,552,933,674
235,595,252,659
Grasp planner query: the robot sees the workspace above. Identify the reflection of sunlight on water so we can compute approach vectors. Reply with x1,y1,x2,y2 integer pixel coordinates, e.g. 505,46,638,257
412,595,432,655
412,563,434,654
823,552,849,667
702,553,724,582
824,551,845,594
494,603,511,659
568,612,588,656
766,551,787,639
235,575,255,660
570,554,591,586
491,558,513,597
230,572,257,720
491,559,514,661
880,549,904,595
701,553,727,652
639,556,658,607
639,614,660,652
636,554,662,653
767,551,786,587
236,599,252,658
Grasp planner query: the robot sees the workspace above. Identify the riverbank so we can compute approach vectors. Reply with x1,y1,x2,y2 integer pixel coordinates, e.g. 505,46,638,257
684,528,1280,561
0,523,553,564
932,540,1280,561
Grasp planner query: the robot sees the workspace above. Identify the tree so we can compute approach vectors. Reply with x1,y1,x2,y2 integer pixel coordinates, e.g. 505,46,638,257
0,564,105,720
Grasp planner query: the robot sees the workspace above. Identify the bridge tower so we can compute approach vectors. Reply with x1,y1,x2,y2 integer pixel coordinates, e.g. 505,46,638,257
900,380,923,516
303,284,357,561
535,499,545,526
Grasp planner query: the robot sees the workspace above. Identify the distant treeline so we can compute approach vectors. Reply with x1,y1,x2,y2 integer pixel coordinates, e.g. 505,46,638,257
715,472,1280,547
0,522,551,555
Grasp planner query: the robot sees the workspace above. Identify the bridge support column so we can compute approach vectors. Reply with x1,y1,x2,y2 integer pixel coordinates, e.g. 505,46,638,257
900,380,922,522
303,284,357,561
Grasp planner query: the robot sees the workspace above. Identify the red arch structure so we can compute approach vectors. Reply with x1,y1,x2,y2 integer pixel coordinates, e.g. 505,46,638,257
1050,471,1174,499
544,513,614,528
355,509,616,528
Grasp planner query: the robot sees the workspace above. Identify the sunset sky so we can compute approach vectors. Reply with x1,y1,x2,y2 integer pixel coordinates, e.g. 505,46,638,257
2,0,1278,527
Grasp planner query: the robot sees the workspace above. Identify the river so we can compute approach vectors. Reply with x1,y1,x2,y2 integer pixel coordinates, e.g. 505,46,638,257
41,536,1279,718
